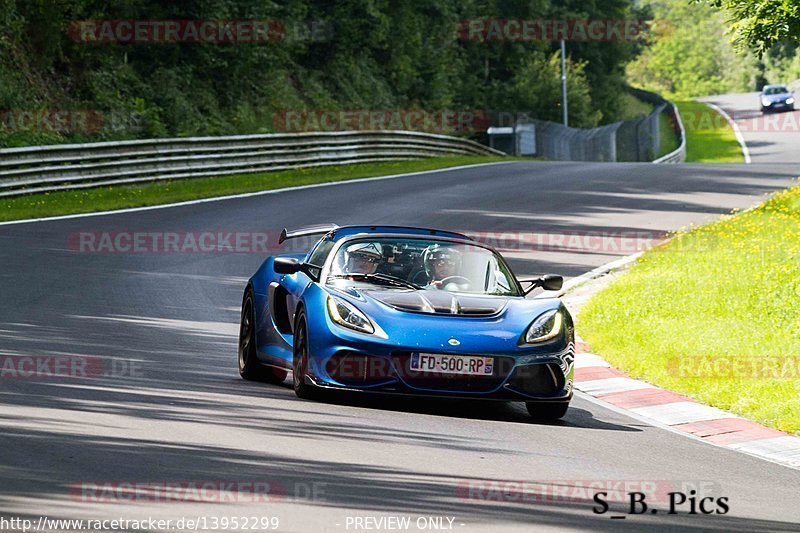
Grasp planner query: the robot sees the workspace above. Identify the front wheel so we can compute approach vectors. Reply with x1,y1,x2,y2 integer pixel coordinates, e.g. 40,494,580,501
526,401,570,420
292,309,321,400
239,287,288,384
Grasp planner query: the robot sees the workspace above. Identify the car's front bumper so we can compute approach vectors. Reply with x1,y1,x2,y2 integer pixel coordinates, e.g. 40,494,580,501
763,101,795,111
300,285,575,401
306,333,575,401
306,374,574,402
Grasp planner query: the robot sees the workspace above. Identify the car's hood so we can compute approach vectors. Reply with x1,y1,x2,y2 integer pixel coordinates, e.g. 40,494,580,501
317,283,568,353
763,93,791,103
337,287,508,316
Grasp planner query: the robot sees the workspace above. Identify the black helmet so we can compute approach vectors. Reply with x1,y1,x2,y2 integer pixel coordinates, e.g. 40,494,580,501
423,245,462,277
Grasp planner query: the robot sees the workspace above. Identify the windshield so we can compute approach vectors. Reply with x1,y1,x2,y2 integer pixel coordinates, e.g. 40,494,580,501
327,238,519,296
764,86,789,95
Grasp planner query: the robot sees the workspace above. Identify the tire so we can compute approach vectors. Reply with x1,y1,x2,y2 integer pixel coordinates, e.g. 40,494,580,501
292,309,321,400
526,401,570,420
239,287,289,384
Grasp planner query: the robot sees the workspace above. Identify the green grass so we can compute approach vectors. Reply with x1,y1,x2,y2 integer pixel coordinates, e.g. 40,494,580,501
0,156,511,222
578,183,800,434
657,111,680,158
618,92,655,120
676,100,744,163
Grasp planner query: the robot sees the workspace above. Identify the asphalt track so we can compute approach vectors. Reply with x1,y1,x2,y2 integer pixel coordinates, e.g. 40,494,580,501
1,159,800,532
701,91,800,164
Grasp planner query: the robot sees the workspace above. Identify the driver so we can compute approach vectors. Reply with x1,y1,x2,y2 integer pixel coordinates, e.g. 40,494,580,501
344,242,383,275
423,245,468,291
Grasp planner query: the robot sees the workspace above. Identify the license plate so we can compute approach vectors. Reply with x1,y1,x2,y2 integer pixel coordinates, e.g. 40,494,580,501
410,353,494,375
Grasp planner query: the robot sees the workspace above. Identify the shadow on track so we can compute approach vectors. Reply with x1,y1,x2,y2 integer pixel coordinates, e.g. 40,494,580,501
0,426,796,532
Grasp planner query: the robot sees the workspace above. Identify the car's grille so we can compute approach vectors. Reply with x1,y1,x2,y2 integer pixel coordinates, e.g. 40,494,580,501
391,352,515,392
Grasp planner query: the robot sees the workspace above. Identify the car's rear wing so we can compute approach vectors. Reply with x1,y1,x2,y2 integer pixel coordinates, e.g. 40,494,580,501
278,224,339,244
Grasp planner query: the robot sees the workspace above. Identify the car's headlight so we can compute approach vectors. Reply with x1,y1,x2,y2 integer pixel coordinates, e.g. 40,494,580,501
327,296,374,334
787,97,795,105
524,310,563,343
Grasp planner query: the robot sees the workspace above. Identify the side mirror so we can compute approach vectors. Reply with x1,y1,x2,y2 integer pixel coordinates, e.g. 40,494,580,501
274,257,304,275
540,274,563,291
520,274,564,295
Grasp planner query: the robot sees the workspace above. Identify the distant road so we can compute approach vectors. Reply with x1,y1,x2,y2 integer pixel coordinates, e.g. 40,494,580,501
700,91,800,164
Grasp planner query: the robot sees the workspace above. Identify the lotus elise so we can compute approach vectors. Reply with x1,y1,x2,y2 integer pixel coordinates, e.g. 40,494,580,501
238,225,575,419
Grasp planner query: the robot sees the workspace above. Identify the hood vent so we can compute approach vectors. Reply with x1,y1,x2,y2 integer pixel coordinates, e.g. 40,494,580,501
364,289,505,316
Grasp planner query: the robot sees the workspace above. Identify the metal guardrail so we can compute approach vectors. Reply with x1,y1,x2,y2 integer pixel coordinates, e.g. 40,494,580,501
652,102,687,164
0,130,505,197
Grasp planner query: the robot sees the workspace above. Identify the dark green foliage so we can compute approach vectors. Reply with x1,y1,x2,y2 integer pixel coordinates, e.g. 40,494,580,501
626,0,758,97
700,0,800,56
0,0,646,146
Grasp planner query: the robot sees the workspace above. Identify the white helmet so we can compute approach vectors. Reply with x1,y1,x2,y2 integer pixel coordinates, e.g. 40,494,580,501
345,242,383,270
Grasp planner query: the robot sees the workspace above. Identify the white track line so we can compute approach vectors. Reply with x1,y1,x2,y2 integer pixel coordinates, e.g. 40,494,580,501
704,102,752,164
628,402,735,426
557,252,643,296
0,161,518,227
575,390,800,471
727,437,800,466
577,377,655,396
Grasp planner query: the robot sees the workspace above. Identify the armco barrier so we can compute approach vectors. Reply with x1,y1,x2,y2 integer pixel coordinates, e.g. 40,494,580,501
652,102,686,164
627,88,686,164
0,130,505,197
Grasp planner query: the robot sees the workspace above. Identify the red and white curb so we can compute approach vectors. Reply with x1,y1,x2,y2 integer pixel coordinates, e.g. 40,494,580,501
558,249,800,470
573,336,800,470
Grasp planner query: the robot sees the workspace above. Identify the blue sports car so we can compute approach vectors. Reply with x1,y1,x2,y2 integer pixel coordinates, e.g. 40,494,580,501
238,225,575,419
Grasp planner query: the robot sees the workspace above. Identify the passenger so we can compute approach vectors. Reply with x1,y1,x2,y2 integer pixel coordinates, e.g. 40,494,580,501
344,242,383,275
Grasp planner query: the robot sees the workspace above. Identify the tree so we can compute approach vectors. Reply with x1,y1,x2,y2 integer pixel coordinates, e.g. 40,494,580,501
700,0,800,56
627,0,757,97
511,51,601,128
0,0,647,146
